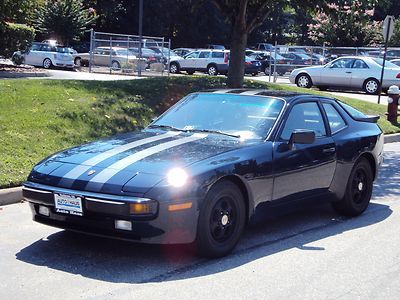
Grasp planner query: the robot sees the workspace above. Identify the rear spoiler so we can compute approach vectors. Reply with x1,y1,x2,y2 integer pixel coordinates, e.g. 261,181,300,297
353,115,380,123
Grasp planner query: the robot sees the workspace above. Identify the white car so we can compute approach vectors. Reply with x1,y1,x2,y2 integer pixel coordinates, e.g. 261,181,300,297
13,42,74,69
289,56,400,94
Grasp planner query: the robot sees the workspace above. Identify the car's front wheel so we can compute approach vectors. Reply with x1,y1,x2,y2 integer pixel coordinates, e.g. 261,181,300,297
43,58,52,69
169,62,180,74
196,181,246,258
363,78,379,95
111,60,121,70
74,57,82,67
296,73,313,88
332,158,373,216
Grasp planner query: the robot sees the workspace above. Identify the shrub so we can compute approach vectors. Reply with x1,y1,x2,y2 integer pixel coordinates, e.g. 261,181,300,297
0,22,35,58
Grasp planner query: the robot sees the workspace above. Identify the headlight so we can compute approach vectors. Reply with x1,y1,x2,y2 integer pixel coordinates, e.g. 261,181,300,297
167,168,188,187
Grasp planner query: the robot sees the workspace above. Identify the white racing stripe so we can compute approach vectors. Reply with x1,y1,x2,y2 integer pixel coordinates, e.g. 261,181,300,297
87,133,208,186
63,131,180,180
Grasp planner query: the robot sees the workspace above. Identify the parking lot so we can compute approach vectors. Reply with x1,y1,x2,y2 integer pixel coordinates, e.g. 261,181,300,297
1,142,399,299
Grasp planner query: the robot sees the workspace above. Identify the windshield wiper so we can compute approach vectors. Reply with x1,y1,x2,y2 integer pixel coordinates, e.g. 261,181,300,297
186,129,240,138
147,124,185,132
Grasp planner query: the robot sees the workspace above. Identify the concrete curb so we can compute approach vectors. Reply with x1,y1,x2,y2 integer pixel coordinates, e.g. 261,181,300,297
0,187,22,206
1,133,400,206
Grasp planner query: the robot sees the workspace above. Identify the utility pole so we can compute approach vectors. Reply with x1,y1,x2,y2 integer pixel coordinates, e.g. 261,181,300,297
138,0,143,77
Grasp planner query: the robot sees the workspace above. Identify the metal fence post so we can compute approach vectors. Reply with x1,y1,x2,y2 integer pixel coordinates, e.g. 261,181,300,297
273,41,277,82
109,37,113,74
89,29,94,73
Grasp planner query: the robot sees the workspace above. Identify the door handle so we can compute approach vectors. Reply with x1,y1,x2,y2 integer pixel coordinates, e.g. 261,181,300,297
322,147,336,153
345,71,352,74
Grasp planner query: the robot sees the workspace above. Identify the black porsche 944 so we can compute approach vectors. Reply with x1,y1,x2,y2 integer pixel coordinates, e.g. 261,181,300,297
23,89,383,257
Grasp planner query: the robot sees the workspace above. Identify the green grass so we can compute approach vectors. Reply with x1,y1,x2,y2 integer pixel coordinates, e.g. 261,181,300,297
0,76,398,188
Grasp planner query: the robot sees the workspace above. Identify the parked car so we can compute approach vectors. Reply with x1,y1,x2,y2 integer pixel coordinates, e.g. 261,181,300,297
390,59,400,67
23,89,383,257
169,50,261,76
281,52,313,66
247,51,293,75
206,44,225,50
255,43,275,51
73,47,140,69
367,49,400,60
128,47,160,67
12,42,74,69
173,48,197,57
147,47,181,63
290,56,400,94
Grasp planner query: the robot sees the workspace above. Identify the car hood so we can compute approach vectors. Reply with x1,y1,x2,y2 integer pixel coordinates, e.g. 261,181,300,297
29,130,253,195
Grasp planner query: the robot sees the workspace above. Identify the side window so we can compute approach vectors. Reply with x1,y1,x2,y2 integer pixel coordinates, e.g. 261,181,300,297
211,52,224,58
322,103,347,134
199,51,211,58
280,102,326,140
331,58,354,68
352,59,369,69
185,51,199,59
30,44,41,51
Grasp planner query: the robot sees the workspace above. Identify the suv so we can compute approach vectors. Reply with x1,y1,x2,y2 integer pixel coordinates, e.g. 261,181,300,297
12,42,74,69
169,49,230,75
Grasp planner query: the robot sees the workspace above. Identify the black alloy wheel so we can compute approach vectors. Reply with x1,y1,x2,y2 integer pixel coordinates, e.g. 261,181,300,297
332,158,373,216
196,181,245,258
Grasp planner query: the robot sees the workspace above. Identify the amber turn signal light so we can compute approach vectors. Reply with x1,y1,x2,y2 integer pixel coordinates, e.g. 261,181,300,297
168,202,193,211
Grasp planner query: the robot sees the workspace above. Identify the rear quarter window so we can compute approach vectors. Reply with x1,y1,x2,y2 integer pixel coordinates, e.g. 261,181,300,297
338,102,367,119
211,52,224,58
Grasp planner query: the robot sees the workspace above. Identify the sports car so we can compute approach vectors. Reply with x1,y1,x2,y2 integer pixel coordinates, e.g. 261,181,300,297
23,90,383,257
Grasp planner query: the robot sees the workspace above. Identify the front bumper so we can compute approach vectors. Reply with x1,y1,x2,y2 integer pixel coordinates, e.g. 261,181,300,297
23,182,199,244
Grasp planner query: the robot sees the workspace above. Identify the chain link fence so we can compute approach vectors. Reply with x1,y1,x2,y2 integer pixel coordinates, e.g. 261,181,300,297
78,30,171,76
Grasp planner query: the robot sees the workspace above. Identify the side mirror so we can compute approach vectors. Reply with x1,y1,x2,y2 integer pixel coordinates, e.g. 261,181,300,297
288,130,315,149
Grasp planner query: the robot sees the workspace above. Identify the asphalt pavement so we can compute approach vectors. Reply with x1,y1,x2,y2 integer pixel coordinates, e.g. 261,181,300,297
0,143,399,299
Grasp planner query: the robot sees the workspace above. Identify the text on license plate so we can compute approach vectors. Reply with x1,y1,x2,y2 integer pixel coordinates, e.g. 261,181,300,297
54,193,83,216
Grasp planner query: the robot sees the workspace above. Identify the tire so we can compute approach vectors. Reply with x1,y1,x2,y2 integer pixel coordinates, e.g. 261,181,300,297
43,58,52,69
169,62,180,74
296,73,313,88
207,64,218,76
332,158,373,216
264,67,270,76
196,181,246,258
111,60,120,70
251,72,258,76
74,57,81,67
363,78,379,95
187,70,195,75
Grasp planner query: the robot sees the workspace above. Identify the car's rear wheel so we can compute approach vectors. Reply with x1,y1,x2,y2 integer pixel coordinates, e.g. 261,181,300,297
296,74,312,88
332,158,373,216
196,181,245,258
363,78,379,95
43,58,52,69
264,66,270,76
207,64,218,76
111,60,121,70
169,62,180,74
74,57,81,67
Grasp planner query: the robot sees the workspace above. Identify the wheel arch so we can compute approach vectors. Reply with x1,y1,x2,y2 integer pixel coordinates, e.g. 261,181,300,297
358,152,377,181
207,174,254,223
207,62,217,69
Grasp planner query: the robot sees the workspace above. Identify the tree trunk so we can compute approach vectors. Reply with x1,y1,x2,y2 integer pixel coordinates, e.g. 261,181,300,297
228,24,247,88
227,21,248,88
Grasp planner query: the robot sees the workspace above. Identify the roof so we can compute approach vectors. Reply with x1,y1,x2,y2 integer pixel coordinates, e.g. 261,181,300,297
204,89,316,101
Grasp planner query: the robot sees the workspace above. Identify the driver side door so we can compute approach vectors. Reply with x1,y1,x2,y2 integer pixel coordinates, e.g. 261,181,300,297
180,51,200,69
320,58,354,86
272,101,336,201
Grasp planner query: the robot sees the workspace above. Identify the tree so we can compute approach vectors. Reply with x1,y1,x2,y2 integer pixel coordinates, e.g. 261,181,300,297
308,2,383,47
34,0,97,45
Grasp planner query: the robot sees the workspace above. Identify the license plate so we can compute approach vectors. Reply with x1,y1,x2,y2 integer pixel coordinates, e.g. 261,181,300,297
54,193,83,216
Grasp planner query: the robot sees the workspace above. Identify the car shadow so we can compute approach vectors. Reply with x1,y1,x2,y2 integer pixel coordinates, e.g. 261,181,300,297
15,201,392,284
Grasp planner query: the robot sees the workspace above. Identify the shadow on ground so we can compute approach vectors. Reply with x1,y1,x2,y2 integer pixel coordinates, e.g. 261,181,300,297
16,201,392,284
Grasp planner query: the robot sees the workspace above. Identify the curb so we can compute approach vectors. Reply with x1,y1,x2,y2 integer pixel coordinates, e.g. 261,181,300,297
0,187,22,206
2,134,400,206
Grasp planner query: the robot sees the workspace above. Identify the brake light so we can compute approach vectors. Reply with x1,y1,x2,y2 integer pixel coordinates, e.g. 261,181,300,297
396,73,400,78
245,61,252,65
224,53,229,63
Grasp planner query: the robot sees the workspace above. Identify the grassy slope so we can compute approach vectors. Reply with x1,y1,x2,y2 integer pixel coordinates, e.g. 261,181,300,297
0,76,398,188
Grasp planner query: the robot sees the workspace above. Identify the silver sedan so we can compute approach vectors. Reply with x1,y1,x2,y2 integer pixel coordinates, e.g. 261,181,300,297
289,56,400,94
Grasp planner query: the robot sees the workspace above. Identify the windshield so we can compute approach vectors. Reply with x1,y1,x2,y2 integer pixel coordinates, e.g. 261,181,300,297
371,58,400,68
151,93,285,140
